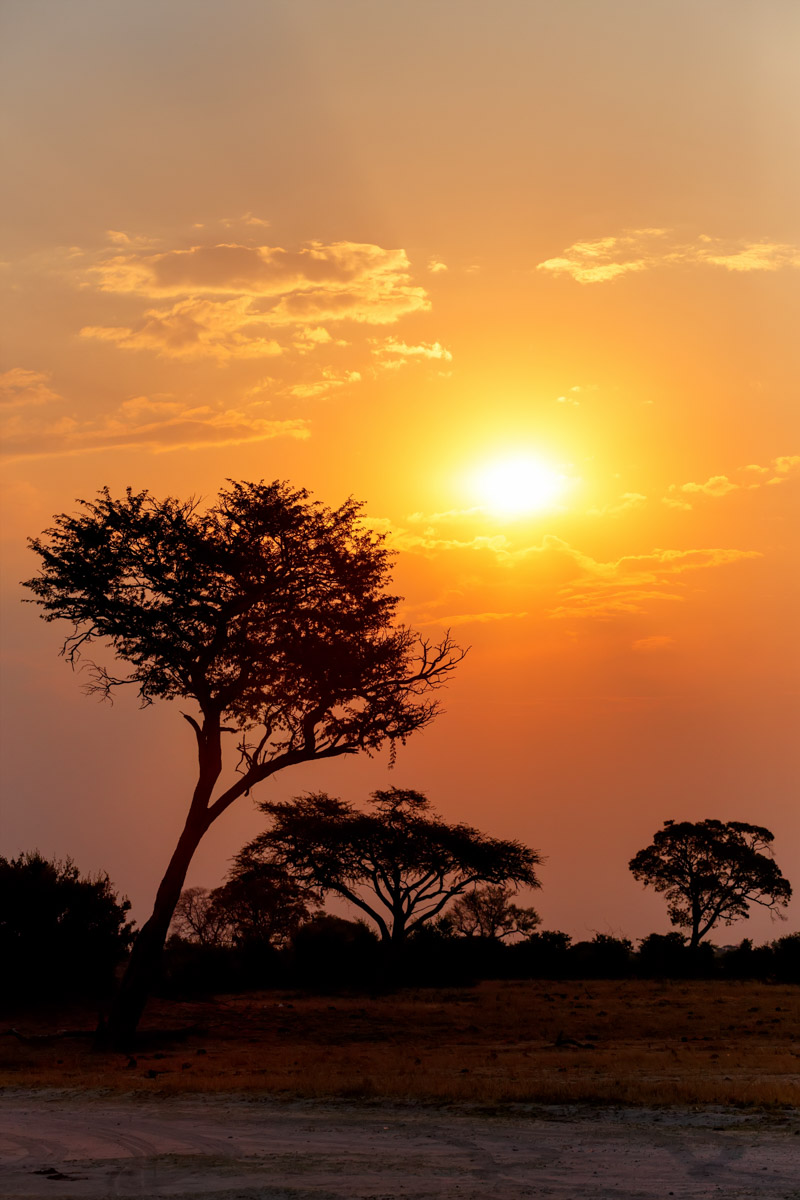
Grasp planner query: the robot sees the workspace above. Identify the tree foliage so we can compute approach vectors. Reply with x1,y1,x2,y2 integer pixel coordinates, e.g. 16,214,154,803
24,481,464,1040
239,787,541,945
447,883,540,940
629,819,792,948
171,867,319,951
0,852,134,1003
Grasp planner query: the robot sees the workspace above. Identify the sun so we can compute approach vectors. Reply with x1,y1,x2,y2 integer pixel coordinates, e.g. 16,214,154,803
475,454,568,516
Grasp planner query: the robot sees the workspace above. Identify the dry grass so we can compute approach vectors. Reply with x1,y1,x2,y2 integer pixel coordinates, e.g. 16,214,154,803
2,979,798,1107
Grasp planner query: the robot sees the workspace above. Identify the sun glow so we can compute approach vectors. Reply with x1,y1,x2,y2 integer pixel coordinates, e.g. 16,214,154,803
475,454,568,516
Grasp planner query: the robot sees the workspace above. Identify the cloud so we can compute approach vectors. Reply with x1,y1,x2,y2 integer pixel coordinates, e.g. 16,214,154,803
285,369,361,400
632,635,676,652
663,455,800,508
421,609,529,628
0,368,62,408
428,260,448,274
373,338,453,369
537,229,800,284
547,542,760,619
588,492,647,517
77,236,433,364
1,389,309,462
362,508,759,623
292,326,348,353
81,297,285,362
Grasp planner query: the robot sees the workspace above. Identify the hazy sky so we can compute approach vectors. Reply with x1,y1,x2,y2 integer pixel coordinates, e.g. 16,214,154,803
2,0,798,942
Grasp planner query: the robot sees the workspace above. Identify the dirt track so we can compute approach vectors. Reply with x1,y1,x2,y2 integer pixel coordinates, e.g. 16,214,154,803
1,1091,798,1199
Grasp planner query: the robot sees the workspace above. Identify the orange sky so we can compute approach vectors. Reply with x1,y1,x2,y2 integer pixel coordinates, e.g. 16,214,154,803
1,0,798,942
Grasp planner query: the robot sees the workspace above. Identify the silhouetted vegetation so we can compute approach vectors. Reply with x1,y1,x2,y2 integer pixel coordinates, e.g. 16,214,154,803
629,819,791,949
445,883,540,940
0,852,134,1007
24,481,464,1042
237,787,541,948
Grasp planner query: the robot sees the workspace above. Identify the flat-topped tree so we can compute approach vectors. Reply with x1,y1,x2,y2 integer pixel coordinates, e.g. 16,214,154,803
24,481,464,1042
237,787,541,946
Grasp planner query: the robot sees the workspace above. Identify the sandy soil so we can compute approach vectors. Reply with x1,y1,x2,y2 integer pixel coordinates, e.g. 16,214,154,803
1,1091,798,1200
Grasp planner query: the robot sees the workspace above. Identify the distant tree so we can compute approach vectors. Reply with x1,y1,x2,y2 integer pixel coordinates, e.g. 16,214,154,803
629,819,792,950
239,787,542,946
0,852,134,1004
171,866,319,953
448,883,540,940
170,887,230,947
211,860,320,950
24,481,464,1042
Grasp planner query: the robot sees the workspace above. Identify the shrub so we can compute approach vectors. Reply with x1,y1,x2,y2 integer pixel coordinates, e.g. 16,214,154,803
0,851,134,1006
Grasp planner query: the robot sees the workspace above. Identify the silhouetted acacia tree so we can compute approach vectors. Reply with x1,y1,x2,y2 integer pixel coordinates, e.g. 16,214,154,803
24,482,464,1041
448,883,540,940
629,819,792,950
0,852,134,1003
239,787,541,946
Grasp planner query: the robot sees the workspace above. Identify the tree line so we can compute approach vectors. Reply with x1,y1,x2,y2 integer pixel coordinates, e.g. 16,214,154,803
14,480,795,1040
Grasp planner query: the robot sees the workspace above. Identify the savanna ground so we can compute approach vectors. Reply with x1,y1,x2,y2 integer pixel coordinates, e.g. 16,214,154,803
2,979,798,1106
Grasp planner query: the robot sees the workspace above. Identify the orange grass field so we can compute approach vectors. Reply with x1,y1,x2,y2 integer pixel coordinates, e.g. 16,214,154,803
2,980,798,1108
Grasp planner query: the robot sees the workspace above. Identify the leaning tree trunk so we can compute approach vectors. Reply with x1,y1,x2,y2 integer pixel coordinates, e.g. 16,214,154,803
106,726,223,1047
105,805,211,1047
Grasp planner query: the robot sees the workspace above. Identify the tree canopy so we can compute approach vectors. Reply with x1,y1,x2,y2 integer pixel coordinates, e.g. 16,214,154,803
628,819,792,949
238,787,541,945
24,481,464,1040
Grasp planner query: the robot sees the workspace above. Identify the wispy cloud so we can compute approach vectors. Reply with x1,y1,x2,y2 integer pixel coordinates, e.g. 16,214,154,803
372,337,453,370
632,635,676,653
547,542,760,619
538,229,800,284
1,388,309,462
0,368,62,408
81,297,285,362
588,492,647,517
663,455,800,509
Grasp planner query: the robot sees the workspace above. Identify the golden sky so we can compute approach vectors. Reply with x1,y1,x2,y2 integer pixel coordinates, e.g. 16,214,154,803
1,0,798,940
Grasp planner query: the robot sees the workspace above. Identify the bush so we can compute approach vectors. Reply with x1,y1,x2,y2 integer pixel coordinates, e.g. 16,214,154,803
289,916,382,991
0,851,134,1006
508,930,572,978
637,932,692,977
769,932,800,984
567,934,633,978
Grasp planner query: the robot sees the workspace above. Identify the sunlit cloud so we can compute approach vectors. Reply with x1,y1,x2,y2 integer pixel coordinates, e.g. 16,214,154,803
663,455,800,508
77,235,433,359
1,389,309,462
363,510,759,624
538,229,800,284
0,368,62,408
81,297,285,362
292,326,348,353
285,369,362,400
587,492,647,517
372,338,453,369
632,635,676,652
428,259,448,274
420,609,529,628
547,542,760,619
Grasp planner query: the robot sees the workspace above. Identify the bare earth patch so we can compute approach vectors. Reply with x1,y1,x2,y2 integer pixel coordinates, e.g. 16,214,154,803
1,1091,799,1199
